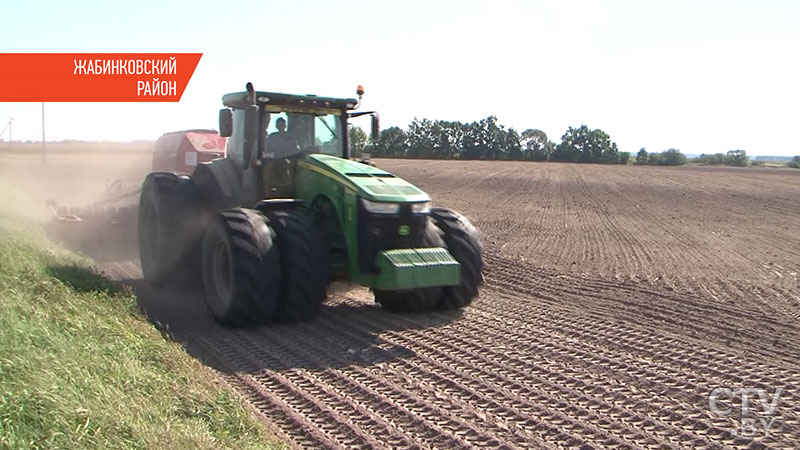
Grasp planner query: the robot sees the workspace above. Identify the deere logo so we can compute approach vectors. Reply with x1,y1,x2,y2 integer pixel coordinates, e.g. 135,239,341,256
398,225,410,236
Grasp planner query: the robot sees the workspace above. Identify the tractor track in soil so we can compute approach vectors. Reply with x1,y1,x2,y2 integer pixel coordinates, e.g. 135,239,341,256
4,152,799,448
108,246,800,449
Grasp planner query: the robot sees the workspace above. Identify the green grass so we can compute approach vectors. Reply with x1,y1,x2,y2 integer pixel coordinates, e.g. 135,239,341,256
0,187,281,449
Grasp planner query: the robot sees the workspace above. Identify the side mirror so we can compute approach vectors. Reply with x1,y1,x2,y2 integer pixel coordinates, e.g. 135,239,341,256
371,113,381,141
219,109,232,137
242,105,259,168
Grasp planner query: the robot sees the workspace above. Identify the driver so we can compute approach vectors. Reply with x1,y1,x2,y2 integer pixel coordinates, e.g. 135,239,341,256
266,117,301,159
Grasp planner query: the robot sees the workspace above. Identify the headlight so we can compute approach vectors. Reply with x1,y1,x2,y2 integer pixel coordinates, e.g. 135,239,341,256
411,202,431,214
361,198,400,214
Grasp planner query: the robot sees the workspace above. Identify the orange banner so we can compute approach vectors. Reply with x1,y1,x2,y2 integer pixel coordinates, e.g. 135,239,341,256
0,53,202,102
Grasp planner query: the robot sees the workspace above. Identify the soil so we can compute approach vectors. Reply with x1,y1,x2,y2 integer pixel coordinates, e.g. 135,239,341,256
3,151,798,449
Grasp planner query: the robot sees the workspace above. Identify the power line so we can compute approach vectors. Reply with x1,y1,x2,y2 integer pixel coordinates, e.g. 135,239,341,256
0,117,11,139
0,117,11,149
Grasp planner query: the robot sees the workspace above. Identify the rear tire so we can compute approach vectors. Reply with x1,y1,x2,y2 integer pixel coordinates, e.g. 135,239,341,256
138,173,204,287
201,208,281,327
373,219,446,312
431,208,483,309
266,209,328,323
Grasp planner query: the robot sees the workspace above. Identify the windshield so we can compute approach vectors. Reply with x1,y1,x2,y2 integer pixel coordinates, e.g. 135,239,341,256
261,109,343,158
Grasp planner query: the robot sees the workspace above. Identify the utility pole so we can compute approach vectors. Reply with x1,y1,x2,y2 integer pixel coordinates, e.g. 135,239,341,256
41,102,46,162
1,117,16,149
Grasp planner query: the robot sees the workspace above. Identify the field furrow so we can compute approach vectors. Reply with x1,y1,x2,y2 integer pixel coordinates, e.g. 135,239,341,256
5,152,798,448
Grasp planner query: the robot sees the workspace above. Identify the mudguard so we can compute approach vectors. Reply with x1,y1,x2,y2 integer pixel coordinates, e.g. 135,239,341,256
192,158,243,212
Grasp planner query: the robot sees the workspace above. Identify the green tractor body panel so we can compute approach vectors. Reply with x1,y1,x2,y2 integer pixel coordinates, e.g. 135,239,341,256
297,154,429,203
294,153,458,289
373,248,460,290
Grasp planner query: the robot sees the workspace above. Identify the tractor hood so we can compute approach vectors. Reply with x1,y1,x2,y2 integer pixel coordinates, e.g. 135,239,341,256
298,154,430,203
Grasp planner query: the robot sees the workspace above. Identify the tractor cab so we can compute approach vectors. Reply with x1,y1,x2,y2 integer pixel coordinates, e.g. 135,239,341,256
218,85,379,199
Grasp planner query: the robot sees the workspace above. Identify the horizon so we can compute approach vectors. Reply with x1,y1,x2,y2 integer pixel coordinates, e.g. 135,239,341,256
2,139,796,161
1,0,799,156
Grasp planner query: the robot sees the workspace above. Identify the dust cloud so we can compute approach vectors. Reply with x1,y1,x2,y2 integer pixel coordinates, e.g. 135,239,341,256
0,144,153,260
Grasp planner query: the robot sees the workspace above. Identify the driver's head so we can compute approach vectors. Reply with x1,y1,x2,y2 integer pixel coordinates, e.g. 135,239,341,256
276,117,286,132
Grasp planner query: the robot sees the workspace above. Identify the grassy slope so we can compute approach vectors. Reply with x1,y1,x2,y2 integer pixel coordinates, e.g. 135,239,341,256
0,186,280,449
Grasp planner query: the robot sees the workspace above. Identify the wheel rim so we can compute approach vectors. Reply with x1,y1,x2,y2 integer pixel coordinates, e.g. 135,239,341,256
212,239,234,303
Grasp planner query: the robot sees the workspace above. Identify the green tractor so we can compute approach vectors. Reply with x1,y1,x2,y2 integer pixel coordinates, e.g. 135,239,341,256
138,83,483,326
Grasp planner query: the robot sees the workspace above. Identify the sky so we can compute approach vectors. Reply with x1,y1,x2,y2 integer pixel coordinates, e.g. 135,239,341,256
1,0,799,156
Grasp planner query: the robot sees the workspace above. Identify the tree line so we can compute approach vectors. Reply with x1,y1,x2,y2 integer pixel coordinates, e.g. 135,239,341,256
690,150,750,167
350,118,799,168
356,117,630,164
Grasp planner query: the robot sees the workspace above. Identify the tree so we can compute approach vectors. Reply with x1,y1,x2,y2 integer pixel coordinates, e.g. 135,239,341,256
725,149,748,167
461,116,506,160
349,126,368,157
552,126,585,162
406,118,436,158
636,148,648,164
638,148,686,166
521,129,555,161
693,153,726,165
502,127,522,160
660,148,687,165
431,120,465,159
789,155,800,169
372,126,409,157
479,116,506,160
554,125,622,163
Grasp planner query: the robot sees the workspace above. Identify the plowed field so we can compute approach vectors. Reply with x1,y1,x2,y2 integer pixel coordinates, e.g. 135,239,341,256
3,152,799,448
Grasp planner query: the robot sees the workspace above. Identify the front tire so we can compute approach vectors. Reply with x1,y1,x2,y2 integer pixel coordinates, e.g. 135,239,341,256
201,208,281,327
431,208,483,309
266,209,328,323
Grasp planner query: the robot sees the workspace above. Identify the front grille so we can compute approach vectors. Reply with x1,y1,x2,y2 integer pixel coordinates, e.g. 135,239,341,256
357,198,428,274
